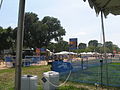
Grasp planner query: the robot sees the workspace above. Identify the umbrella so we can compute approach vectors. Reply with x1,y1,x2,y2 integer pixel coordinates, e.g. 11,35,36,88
83,0,120,87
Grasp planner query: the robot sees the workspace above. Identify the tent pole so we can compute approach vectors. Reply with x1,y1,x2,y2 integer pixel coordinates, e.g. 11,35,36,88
101,11,109,89
15,0,25,90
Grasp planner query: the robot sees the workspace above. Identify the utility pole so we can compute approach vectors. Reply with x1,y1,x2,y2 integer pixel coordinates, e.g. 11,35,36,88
101,11,109,89
0,0,3,10
100,59,103,88
15,0,25,90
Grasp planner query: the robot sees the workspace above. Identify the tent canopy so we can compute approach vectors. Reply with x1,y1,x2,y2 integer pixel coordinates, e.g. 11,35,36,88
55,51,77,55
84,0,120,17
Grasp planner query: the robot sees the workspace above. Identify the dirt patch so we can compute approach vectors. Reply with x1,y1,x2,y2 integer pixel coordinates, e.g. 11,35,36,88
0,62,8,70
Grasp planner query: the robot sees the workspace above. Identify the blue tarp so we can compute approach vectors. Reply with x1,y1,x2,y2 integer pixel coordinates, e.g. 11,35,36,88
51,60,73,72
5,57,13,62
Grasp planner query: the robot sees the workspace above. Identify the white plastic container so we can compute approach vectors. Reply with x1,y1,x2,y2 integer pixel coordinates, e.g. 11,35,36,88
21,75,38,90
43,71,59,90
6,62,13,67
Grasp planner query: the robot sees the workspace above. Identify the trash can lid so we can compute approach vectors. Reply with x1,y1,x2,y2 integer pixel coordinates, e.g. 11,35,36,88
43,71,59,77
22,75,37,79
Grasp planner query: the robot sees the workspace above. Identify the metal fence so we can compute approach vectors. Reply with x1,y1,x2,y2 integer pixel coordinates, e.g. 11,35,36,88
59,58,120,87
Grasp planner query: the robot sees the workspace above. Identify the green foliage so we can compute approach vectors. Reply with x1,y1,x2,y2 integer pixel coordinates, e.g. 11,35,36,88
47,39,69,52
113,44,120,53
0,12,66,53
23,12,66,48
87,40,98,52
98,47,110,53
88,40,98,47
0,26,13,53
85,47,92,52
77,40,119,53
0,66,50,90
105,41,113,53
78,43,86,49
111,63,120,65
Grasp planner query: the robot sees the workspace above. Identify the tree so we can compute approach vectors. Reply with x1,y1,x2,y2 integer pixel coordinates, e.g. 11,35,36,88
47,39,69,52
85,47,91,52
24,12,39,48
99,47,110,53
88,40,98,52
112,44,120,53
55,40,69,52
23,12,66,48
41,16,66,42
0,27,13,53
78,43,86,49
105,41,113,53
88,40,98,47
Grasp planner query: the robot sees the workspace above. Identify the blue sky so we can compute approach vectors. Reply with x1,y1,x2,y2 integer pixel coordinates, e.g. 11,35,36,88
0,0,120,47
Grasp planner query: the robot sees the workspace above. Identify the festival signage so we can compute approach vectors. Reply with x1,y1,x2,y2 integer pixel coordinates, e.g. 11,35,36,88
36,48,40,55
40,48,46,53
69,38,78,50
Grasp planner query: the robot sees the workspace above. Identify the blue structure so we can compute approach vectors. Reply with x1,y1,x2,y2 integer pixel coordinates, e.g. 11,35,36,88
69,38,78,50
22,61,31,67
51,60,73,72
5,56,13,62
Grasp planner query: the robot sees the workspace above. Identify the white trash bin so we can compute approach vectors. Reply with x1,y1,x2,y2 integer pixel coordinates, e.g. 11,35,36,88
6,62,13,67
42,71,59,90
21,75,38,90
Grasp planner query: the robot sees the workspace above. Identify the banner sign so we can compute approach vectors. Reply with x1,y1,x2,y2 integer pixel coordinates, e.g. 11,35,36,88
69,38,78,50
36,48,40,55
40,48,46,53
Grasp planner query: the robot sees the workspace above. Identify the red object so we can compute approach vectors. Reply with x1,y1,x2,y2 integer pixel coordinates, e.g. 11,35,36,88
36,48,40,55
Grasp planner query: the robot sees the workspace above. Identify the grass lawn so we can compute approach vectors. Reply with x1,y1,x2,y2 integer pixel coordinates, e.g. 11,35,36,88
0,64,120,90
60,62,120,89
0,66,98,90
0,65,90,90
110,62,120,65
0,65,50,90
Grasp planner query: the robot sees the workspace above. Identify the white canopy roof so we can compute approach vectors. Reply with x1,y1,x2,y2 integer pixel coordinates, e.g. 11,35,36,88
80,52,100,55
55,51,77,55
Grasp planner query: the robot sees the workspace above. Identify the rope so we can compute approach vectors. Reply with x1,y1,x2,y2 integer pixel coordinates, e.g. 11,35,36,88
44,70,72,87
44,53,72,87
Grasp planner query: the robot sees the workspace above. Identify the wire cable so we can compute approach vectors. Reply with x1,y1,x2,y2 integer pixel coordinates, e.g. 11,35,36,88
44,70,72,87
43,53,72,87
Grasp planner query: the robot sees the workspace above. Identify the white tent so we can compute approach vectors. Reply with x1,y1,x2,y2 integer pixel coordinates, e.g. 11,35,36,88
80,52,87,55
86,52,93,55
55,51,77,55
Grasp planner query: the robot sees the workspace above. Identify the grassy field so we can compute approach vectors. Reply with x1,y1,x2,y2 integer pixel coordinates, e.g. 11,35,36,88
0,65,91,90
60,62,120,89
0,65,50,90
0,64,120,90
